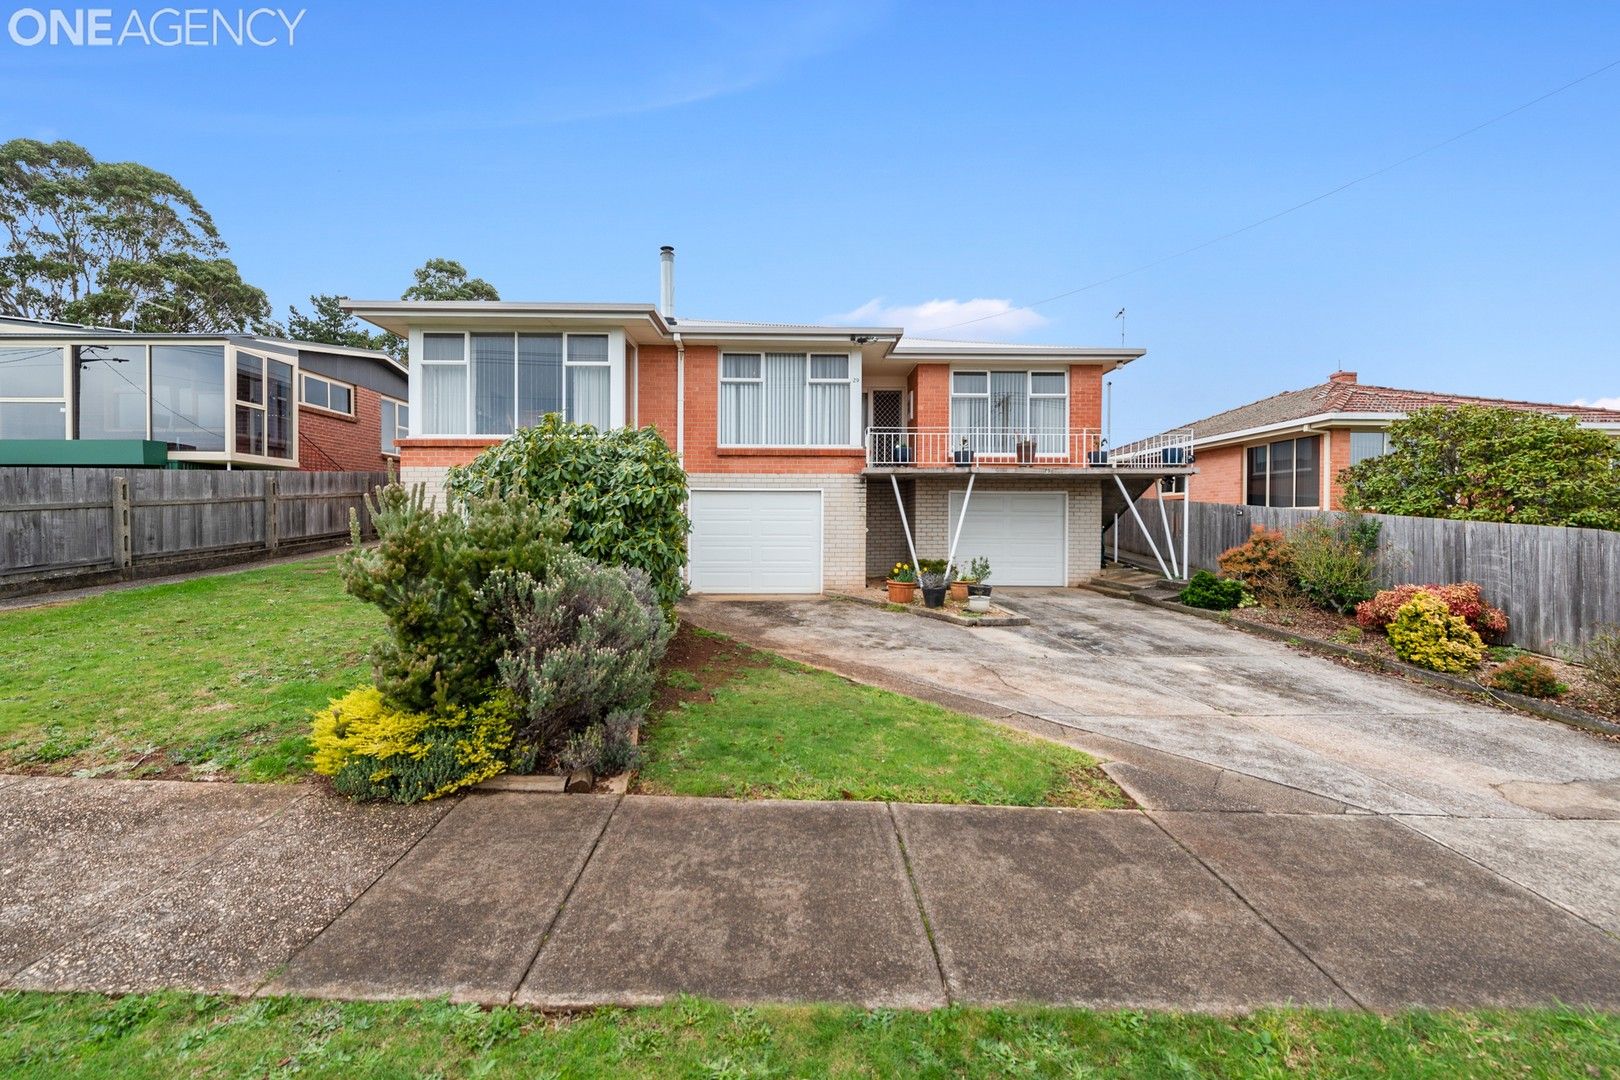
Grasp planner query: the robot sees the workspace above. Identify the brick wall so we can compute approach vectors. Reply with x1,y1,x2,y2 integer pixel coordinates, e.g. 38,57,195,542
866,477,915,579
908,476,1104,586
397,437,502,508
1069,365,1104,432
298,387,397,472
687,472,866,591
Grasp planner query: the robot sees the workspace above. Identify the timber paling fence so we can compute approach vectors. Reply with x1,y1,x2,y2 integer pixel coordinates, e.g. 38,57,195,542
0,467,389,598
1107,500,1620,652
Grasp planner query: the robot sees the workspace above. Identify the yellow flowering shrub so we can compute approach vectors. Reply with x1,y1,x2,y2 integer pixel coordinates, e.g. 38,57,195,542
311,685,516,803
1386,591,1484,674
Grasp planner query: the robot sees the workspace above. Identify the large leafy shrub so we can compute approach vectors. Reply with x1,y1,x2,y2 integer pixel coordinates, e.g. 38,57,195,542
1489,656,1567,699
340,482,568,712
1582,627,1620,713
1178,571,1248,611
1216,526,1295,603
1288,513,1381,614
443,415,690,610
311,685,517,802
1355,582,1508,641
481,555,671,772
1386,591,1484,673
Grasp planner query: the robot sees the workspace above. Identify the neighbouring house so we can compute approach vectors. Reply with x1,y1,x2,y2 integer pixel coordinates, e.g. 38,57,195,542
342,247,1193,594
0,316,407,471
1145,371,1620,510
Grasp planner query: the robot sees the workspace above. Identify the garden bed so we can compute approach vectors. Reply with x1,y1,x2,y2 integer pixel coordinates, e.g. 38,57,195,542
832,585,1030,626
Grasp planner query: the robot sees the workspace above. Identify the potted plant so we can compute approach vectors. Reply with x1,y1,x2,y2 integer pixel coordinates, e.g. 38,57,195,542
1016,437,1037,464
886,562,917,604
918,558,949,608
952,437,975,468
892,442,913,466
948,570,970,603
965,556,992,612
1087,438,1109,467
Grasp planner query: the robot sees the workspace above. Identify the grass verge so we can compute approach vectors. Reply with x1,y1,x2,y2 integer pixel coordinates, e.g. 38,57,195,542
0,558,376,783
2,991,1616,1078
635,626,1129,808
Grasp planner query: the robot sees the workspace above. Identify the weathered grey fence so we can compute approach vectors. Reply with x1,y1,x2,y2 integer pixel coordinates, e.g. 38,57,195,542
1106,500,1620,652
0,467,388,597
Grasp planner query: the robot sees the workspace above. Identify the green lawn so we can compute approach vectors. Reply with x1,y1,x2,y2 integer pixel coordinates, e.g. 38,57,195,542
2,992,1615,1079
637,630,1128,808
0,558,377,782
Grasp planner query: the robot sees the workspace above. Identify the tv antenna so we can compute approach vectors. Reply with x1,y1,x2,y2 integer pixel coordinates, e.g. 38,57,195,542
1114,308,1126,346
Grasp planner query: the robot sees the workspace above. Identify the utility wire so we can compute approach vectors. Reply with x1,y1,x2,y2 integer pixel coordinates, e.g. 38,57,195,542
930,55,1620,333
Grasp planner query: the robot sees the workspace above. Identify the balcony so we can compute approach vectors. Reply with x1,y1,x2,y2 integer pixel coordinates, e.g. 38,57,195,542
863,427,1194,472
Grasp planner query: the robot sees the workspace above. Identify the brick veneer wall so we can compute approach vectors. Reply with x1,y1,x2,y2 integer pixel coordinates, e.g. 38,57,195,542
297,387,398,472
908,475,1104,586
397,437,502,509
866,477,915,579
688,472,866,592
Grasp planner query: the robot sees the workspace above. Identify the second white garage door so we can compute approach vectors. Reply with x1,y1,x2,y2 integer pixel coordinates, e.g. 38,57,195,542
947,490,1066,586
688,489,822,594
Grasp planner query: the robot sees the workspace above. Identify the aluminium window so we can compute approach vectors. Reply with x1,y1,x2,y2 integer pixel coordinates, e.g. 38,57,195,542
1245,435,1320,508
719,352,852,446
151,345,227,452
233,351,294,459
949,369,1068,454
301,372,353,415
74,344,147,440
0,345,68,439
419,331,609,436
1349,430,1390,465
380,397,409,456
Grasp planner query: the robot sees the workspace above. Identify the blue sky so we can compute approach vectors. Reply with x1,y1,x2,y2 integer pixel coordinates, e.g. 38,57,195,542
3,1,1617,437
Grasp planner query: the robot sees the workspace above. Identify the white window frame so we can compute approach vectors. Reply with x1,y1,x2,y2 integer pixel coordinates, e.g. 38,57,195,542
717,350,857,448
949,368,1070,455
413,330,618,436
1349,430,1390,466
379,395,408,456
301,372,355,417
0,344,70,439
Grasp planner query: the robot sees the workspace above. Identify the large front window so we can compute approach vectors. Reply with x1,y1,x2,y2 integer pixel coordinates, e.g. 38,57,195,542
421,331,609,435
0,345,67,438
151,345,227,452
950,370,1067,454
719,352,851,446
74,345,147,440
1246,436,1320,507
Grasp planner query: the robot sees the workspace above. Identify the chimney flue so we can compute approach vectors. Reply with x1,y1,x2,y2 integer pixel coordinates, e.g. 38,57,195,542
1328,370,1358,384
659,245,675,319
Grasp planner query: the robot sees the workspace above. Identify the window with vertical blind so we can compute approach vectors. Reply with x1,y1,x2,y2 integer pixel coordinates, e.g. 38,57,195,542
949,369,1069,454
419,331,611,435
719,351,851,446
1245,435,1320,507
1350,430,1390,465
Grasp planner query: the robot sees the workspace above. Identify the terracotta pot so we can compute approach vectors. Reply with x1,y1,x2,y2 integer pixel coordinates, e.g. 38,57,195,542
886,579,917,604
948,580,969,603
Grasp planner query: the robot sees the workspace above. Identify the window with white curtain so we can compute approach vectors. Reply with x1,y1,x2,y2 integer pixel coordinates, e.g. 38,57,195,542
950,370,1068,454
1349,430,1390,465
417,331,612,435
719,351,851,446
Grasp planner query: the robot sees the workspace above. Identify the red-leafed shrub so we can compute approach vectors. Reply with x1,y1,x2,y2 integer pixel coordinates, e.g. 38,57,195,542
1356,582,1508,641
1217,526,1295,603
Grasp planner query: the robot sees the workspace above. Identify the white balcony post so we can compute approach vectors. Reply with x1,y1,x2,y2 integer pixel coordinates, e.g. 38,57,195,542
1182,474,1192,580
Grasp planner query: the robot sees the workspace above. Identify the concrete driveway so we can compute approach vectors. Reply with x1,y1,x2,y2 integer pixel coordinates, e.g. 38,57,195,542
682,589,1620,936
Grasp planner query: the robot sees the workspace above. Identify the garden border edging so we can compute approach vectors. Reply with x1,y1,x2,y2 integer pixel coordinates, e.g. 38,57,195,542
829,590,1030,627
1126,592,1620,738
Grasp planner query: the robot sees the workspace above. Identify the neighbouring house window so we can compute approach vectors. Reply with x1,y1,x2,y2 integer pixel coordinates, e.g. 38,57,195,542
422,331,610,436
1246,435,1320,508
0,345,67,439
1349,430,1390,465
301,372,353,415
719,351,851,446
151,344,226,452
380,397,409,456
1160,475,1185,495
75,345,148,440
266,359,293,459
950,369,1069,454
231,351,294,459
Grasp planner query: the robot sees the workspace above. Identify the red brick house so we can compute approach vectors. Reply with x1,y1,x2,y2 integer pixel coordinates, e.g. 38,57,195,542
293,343,410,472
1149,371,1620,510
343,248,1192,594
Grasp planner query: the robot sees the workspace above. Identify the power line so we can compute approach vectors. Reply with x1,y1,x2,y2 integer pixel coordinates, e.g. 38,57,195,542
930,55,1620,334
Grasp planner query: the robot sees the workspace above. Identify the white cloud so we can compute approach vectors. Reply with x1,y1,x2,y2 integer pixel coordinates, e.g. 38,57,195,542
1572,396,1620,410
828,298,1049,341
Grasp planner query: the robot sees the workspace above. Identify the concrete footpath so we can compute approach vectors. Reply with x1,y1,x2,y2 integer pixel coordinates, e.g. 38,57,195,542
2,775,1617,1012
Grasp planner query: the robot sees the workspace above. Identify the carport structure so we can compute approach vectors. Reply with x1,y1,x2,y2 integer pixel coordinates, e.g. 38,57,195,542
864,429,1197,586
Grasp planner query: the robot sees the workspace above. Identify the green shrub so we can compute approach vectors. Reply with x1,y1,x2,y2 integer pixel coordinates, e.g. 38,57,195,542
310,685,517,803
1216,526,1295,604
1488,656,1568,698
443,415,689,610
1331,625,1364,645
1178,571,1248,611
1387,591,1485,674
340,482,567,713
481,556,671,772
1288,513,1380,614
1581,626,1620,713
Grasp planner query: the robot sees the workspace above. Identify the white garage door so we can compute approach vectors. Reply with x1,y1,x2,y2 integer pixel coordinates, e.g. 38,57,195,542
689,489,822,594
947,491,1066,586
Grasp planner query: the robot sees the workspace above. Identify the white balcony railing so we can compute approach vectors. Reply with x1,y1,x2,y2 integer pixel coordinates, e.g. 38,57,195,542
864,427,1194,469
